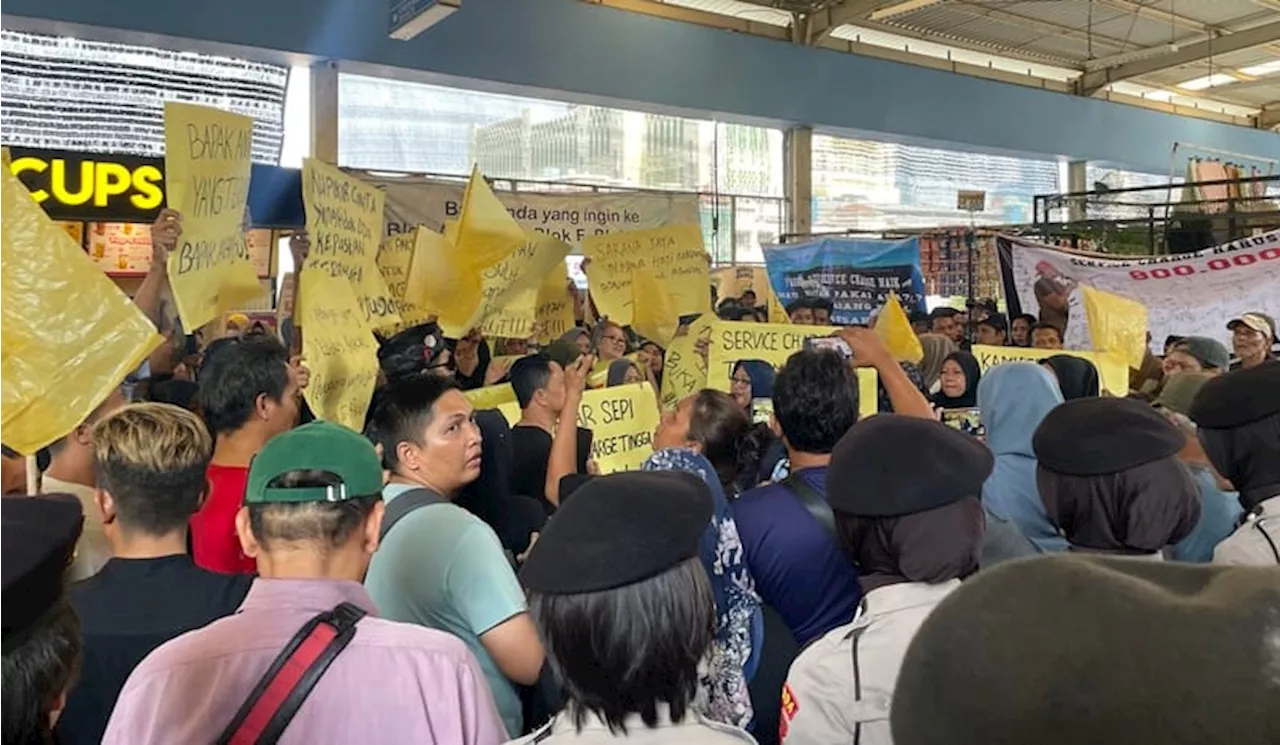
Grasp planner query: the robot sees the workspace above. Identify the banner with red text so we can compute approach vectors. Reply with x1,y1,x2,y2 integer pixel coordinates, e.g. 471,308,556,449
998,230,1280,350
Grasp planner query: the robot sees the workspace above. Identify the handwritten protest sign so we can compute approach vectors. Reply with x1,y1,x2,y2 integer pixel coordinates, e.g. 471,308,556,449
376,228,429,326
535,269,576,344
2,167,163,453
659,317,714,409
576,383,660,473
584,225,710,324
472,234,572,339
302,158,401,331
705,321,878,417
162,102,263,330
298,273,380,431
970,344,1129,396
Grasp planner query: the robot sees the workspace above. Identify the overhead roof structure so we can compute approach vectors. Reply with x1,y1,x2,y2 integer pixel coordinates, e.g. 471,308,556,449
601,0,1280,131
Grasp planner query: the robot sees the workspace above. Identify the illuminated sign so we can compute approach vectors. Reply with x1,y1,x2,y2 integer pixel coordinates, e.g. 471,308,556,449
6,147,165,222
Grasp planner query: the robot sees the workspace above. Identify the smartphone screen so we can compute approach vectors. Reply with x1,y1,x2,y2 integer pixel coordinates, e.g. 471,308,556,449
941,408,985,438
804,336,853,361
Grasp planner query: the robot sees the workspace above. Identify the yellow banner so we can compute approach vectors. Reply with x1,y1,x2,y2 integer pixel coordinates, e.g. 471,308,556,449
535,269,575,344
1,168,163,454
472,234,573,339
970,344,1129,396
704,321,878,417
1082,286,1148,370
376,229,429,326
659,317,714,409
162,102,263,330
301,158,401,332
464,382,518,411
298,273,380,431
583,224,710,324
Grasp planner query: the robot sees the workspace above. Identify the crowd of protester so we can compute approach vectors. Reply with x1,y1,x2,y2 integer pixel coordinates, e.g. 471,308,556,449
3,212,1279,745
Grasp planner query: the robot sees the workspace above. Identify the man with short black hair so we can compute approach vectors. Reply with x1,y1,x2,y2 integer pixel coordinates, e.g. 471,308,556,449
731,329,933,645
787,299,815,326
1031,322,1065,350
1011,313,1037,347
102,421,507,744
976,314,1009,347
930,308,964,344
364,376,544,737
810,298,834,326
190,335,303,574
508,355,592,513
58,403,253,745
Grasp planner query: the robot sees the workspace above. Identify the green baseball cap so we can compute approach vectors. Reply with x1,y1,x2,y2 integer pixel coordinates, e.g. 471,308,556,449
246,421,383,504
1154,371,1215,417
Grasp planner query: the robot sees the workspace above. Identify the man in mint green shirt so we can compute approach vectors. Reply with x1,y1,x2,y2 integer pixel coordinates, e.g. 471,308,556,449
364,375,545,737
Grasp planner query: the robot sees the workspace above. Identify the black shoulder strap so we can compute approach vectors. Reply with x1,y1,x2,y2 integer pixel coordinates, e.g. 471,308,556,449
379,488,445,542
216,602,367,745
783,472,838,541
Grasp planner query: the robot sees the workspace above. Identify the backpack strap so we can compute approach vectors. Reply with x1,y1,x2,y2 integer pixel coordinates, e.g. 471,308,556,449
782,472,838,541
379,488,445,542
216,602,367,745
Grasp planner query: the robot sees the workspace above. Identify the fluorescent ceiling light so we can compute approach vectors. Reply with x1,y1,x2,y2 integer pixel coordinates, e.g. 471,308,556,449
1238,60,1280,77
1178,74,1238,90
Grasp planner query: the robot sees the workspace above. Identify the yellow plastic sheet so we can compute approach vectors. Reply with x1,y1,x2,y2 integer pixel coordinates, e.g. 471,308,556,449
453,166,528,273
1082,286,1148,371
1,168,163,454
873,294,924,364
298,272,380,431
163,102,264,331
631,267,679,347
464,383,518,411
405,227,482,333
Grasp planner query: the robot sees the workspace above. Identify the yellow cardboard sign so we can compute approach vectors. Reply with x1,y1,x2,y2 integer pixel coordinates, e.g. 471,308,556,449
1,167,163,454
873,294,923,363
704,321,878,417
659,317,714,409
298,273,380,431
577,383,660,473
301,158,401,332
631,266,679,347
376,229,429,326
1082,286,1148,370
472,234,572,339
464,382,518,411
162,102,263,330
970,344,1129,396
583,224,710,324
535,269,576,344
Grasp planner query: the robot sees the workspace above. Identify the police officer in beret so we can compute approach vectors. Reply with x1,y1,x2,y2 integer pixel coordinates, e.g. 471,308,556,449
2,494,85,744
1189,361,1280,565
514,471,757,744
781,416,992,745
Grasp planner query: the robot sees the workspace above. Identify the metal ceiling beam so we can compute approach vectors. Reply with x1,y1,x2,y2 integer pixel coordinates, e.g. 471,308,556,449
1257,104,1280,129
806,0,891,44
1077,20,1280,96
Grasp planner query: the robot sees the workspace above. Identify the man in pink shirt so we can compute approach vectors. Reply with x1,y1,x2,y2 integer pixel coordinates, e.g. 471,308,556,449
102,421,508,745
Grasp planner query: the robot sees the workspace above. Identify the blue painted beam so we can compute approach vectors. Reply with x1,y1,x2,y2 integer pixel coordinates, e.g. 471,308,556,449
3,0,1277,172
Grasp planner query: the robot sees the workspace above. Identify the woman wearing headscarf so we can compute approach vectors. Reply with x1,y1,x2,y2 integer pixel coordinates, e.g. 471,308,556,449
643,449,763,731
605,358,643,387
1033,397,1201,557
1041,354,1101,399
557,328,591,358
780,416,991,745
917,333,956,395
930,351,980,409
977,363,1067,554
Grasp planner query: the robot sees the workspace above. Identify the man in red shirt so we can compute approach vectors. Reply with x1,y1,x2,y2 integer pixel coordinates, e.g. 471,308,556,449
190,335,303,573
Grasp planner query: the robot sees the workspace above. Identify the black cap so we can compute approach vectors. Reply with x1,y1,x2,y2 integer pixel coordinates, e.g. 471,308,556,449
978,313,1008,333
520,472,712,594
1033,397,1183,476
1188,361,1280,429
826,415,994,517
377,321,448,379
2,495,83,639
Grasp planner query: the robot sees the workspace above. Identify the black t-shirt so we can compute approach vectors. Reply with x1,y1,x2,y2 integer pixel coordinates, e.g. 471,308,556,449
509,425,592,514
57,555,253,745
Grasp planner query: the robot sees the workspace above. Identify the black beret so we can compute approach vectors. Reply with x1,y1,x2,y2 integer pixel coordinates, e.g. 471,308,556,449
520,471,711,594
1188,360,1280,429
2,494,82,639
826,415,993,517
1033,397,1183,476
892,555,1280,745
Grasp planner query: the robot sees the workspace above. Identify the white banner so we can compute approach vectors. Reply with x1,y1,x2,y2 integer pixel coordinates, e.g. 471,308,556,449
1000,230,1280,349
360,175,701,251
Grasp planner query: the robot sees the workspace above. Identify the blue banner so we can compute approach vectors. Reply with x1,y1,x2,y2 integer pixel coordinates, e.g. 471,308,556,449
763,237,926,325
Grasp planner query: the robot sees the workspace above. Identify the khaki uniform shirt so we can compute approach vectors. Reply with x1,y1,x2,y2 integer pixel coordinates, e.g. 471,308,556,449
509,706,756,744
780,580,960,745
1213,495,1280,566
40,475,112,581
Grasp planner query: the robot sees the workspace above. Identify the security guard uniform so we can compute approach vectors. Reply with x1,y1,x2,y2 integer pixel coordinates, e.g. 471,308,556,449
1213,494,1280,565
511,706,757,744
779,580,960,745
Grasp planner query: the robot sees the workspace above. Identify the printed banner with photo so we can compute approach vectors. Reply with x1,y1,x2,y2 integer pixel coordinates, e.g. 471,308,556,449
366,176,700,251
998,230,1280,350
762,237,926,325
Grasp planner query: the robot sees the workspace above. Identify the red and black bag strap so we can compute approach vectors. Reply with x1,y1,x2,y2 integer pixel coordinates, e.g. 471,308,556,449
216,601,367,745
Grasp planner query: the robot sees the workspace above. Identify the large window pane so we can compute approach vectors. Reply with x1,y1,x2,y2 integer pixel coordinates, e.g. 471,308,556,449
812,134,1059,231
